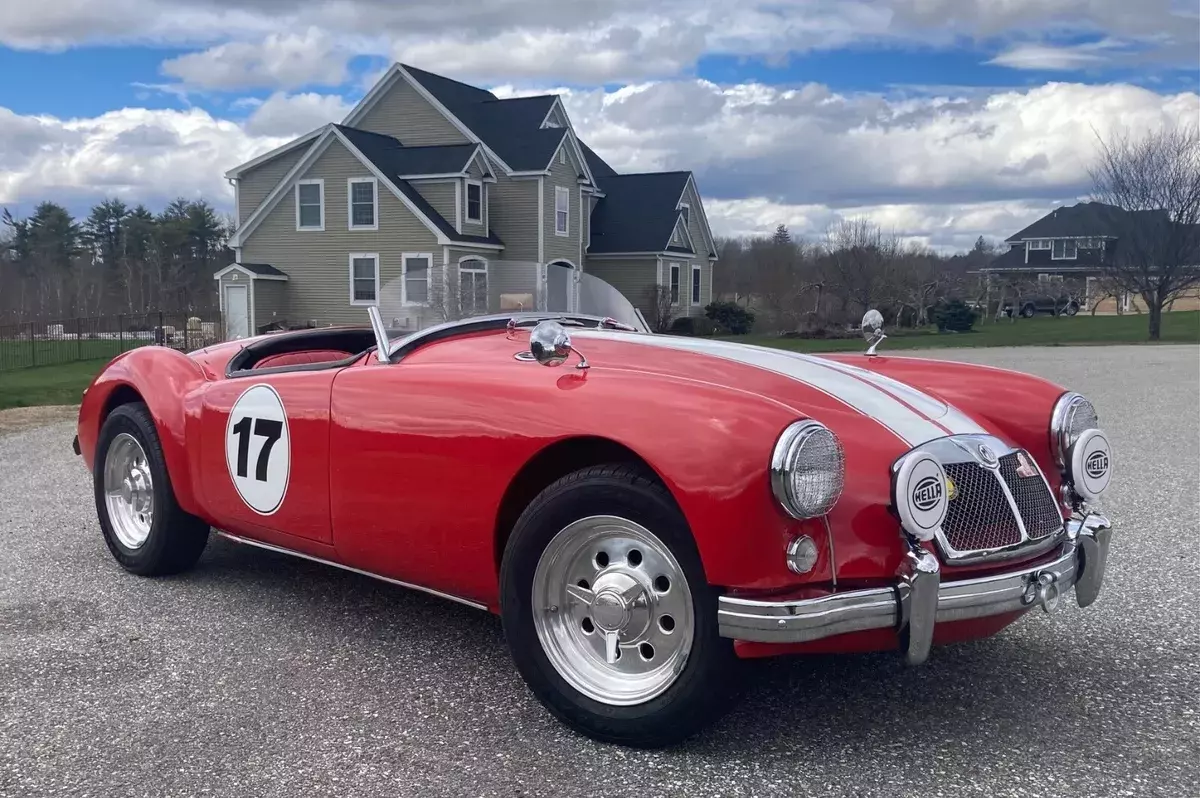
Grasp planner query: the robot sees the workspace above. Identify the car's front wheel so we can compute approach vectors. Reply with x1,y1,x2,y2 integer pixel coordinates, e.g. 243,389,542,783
1021,303,1037,318
500,464,741,748
94,402,210,576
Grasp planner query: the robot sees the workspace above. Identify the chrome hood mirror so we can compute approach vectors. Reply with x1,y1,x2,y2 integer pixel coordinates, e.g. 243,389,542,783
526,320,590,369
861,309,887,356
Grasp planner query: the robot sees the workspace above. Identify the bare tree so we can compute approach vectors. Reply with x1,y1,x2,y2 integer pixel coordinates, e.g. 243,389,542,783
644,285,676,333
824,218,900,319
1090,125,1200,340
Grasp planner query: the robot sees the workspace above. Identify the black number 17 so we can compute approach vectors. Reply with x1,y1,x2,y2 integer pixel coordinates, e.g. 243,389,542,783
232,416,283,481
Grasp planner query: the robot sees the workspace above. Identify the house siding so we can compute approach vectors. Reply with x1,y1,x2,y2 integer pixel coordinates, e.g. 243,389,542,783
238,146,306,226
488,174,539,263
411,181,458,232
253,279,288,330
357,78,469,146
240,139,441,327
585,258,659,319
543,145,582,266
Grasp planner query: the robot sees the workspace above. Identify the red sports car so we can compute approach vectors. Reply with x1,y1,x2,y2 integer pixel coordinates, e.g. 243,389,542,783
74,269,1113,748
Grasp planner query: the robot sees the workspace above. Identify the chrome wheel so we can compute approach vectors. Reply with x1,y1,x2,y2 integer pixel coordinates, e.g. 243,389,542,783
103,433,154,550
531,515,695,706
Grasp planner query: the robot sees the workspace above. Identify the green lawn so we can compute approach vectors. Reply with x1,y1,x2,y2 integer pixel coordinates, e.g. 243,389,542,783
0,359,110,410
723,310,1200,353
0,337,153,371
0,312,1196,410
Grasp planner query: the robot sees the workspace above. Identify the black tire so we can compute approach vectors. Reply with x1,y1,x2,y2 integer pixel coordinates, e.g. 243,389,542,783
1065,303,1079,317
94,402,210,576
1021,303,1036,318
499,464,742,748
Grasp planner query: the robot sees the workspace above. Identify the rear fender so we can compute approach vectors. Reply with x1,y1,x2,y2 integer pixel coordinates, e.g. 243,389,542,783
78,347,210,517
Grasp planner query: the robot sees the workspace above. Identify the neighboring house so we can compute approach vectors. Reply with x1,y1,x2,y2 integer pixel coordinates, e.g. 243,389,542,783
980,201,1200,314
220,63,719,338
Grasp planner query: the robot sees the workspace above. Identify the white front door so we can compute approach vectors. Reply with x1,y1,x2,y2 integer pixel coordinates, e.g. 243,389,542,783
224,284,249,339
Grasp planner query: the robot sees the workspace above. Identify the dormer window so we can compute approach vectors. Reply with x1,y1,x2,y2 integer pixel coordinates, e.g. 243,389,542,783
1028,239,1051,250
1052,239,1078,260
466,181,483,223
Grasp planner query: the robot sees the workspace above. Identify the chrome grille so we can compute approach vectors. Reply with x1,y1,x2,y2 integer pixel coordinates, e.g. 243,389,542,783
895,434,1066,564
998,453,1062,539
944,462,1021,551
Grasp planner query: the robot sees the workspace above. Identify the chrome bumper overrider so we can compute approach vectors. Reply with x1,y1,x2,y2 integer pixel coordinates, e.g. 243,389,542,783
717,513,1112,665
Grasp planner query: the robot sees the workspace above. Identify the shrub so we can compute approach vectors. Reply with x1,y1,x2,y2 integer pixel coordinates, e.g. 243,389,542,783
668,316,719,337
933,299,977,333
705,301,755,335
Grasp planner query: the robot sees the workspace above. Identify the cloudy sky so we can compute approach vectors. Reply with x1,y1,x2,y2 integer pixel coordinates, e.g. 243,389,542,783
1,0,1197,251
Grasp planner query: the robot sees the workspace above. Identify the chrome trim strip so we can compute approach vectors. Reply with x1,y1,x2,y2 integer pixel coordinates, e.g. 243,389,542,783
216,531,489,611
717,513,1110,650
991,465,1030,541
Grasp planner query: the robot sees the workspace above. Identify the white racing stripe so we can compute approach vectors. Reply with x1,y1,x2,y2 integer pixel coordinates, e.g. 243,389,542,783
578,331,985,446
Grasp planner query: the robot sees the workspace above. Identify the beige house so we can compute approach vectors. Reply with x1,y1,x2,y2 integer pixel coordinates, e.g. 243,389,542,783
221,63,719,337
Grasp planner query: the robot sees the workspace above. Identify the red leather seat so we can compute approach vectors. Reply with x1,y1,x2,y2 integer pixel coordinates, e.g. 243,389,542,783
254,349,349,369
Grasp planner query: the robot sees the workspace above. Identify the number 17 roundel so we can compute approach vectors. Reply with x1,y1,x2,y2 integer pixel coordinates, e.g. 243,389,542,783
225,384,291,515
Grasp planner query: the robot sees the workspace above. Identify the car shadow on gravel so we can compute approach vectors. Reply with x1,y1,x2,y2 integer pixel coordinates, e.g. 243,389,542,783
184,534,1106,757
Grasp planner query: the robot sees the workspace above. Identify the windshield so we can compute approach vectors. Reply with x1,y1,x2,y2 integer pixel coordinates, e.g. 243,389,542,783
373,260,650,340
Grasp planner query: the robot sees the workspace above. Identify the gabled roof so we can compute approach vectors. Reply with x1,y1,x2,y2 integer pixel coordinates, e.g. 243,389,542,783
400,66,585,175
238,262,288,277
213,263,288,281
589,172,693,254
337,126,503,247
335,126,477,177
1006,202,1126,242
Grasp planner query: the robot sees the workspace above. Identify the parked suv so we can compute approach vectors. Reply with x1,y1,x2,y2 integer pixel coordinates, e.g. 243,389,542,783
1003,293,1080,318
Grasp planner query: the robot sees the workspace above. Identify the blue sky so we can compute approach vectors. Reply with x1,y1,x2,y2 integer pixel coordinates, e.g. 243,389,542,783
0,0,1196,250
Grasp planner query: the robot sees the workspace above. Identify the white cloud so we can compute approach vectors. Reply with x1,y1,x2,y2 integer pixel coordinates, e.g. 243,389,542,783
0,106,276,211
0,79,1196,252
987,39,1128,71
160,29,351,90
1,1,1195,86
244,92,354,137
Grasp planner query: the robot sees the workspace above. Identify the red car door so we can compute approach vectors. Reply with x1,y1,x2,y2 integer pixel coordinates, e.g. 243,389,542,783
199,370,336,545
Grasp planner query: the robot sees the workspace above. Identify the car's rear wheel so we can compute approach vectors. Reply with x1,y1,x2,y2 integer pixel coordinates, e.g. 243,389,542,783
94,402,210,576
500,464,741,748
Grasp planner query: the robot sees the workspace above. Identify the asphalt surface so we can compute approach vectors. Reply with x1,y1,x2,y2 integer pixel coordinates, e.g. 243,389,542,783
1,344,1198,798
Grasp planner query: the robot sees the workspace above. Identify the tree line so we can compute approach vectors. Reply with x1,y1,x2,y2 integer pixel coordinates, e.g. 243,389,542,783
0,199,235,325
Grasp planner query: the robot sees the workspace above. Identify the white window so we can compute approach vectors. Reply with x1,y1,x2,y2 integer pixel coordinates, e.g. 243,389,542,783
679,203,690,227
559,148,567,166
459,259,488,314
1038,273,1064,283
555,186,569,236
691,264,702,305
348,178,378,230
348,253,379,306
1052,239,1078,260
466,181,483,223
669,264,680,305
296,179,324,231
402,253,432,305
1029,239,1051,250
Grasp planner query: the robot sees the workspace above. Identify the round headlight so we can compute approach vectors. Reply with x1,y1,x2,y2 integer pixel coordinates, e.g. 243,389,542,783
770,420,845,519
1050,392,1099,469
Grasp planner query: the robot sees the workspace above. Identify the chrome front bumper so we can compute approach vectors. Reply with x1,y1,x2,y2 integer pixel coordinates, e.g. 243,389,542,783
717,513,1112,665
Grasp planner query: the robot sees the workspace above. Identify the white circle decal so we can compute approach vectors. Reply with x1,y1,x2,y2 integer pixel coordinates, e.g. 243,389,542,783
1071,428,1111,502
895,452,948,541
225,384,291,515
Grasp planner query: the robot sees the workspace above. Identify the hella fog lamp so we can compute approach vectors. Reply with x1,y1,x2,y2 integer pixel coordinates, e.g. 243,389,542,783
893,451,949,542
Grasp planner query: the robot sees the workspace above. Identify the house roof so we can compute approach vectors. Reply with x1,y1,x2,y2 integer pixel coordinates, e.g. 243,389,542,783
1006,202,1128,242
335,125,477,176
337,126,503,247
579,140,618,179
238,262,288,277
589,172,693,254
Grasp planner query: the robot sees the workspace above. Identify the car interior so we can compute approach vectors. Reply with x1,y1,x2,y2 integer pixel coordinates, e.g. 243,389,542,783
225,327,379,376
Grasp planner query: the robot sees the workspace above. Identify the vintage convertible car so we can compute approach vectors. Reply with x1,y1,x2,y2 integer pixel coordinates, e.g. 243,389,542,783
74,267,1113,748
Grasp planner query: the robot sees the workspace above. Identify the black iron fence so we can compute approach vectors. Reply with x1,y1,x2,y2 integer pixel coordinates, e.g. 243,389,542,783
0,310,225,372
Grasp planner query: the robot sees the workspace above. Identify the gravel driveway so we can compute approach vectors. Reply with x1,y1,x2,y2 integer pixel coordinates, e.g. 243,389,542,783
1,345,1197,798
